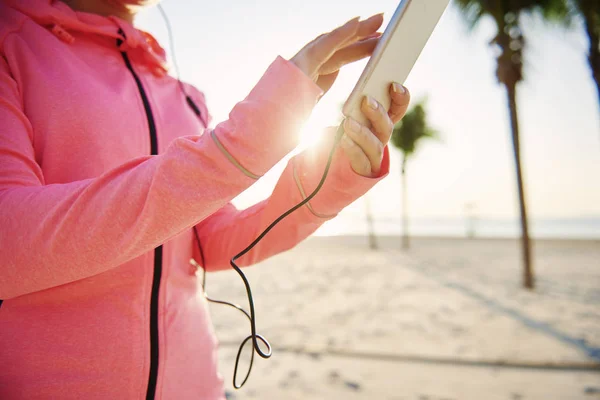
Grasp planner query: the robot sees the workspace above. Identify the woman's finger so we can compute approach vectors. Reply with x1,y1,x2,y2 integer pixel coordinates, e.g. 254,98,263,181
343,118,385,175
340,134,372,177
310,17,360,64
319,36,380,75
388,83,411,124
356,13,385,38
290,13,385,84
315,70,340,94
312,13,383,67
339,13,384,48
360,96,394,143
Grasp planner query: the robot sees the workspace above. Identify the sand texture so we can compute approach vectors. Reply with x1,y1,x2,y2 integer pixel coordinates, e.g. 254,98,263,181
202,236,600,399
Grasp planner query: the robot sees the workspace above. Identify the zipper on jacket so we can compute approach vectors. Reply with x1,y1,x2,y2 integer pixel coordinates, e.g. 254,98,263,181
117,34,162,400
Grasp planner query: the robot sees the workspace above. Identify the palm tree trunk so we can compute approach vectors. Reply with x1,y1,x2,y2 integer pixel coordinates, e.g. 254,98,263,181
581,7,600,120
364,194,378,250
401,156,409,250
505,82,534,289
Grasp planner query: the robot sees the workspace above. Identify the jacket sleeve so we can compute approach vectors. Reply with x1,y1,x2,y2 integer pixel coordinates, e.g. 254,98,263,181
0,56,322,299
194,129,391,271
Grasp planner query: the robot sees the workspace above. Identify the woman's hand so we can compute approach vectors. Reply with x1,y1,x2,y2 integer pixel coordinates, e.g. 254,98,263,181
340,83,411,177
290,14,384,94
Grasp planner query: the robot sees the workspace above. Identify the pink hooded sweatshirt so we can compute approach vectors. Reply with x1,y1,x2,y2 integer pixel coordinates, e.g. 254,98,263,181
0,0,390,398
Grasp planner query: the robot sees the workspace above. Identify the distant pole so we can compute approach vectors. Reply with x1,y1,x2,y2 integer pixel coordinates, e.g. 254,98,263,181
465,203,477,239
401,156,409,250
365,194,378,250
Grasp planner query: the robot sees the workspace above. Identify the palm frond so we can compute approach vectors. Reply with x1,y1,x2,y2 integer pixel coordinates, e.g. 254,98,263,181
454,0,572,31
453,0,489,30
523,0,572,26
390,100,438,159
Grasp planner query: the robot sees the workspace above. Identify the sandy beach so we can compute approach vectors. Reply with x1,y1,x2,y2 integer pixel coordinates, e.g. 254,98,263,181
203,236,600,399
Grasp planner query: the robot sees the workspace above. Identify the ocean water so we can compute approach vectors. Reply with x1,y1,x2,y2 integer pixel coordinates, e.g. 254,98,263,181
315,216,600,239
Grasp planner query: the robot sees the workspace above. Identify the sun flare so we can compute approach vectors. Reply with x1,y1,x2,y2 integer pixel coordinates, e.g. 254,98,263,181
297,104,344,151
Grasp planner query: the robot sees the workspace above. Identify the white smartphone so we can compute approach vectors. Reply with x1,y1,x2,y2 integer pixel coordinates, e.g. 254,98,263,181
342,0,451,125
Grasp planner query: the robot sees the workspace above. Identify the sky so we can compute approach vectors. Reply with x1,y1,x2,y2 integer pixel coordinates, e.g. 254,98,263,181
136,0,600,233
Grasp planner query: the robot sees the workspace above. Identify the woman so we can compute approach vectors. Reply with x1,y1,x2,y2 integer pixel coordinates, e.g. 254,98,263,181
0,0,410,398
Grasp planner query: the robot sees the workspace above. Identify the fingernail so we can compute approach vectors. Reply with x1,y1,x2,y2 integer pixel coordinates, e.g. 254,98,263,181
366,96,378,110
346,16,360,25
393,83,406,94
366,13,384,21
363,32,382,40
345,118,361,133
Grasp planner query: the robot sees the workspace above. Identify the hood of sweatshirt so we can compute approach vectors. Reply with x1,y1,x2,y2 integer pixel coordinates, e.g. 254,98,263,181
3,0,168,74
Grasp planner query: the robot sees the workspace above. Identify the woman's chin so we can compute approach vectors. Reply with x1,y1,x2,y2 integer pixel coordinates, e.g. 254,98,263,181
106,0,162,7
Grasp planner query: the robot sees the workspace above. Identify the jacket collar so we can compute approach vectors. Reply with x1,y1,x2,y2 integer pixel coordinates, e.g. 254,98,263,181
5,0,168,74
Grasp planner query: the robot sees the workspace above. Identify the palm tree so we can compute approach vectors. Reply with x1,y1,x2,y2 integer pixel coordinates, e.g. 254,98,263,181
454,0,568,289
390,101,437,250
571,0,600,116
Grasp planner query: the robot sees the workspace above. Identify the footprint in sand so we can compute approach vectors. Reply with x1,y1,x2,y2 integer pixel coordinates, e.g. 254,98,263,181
328,370,340,382
344,380,361,391
327,369,362,392
584,386,600,395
